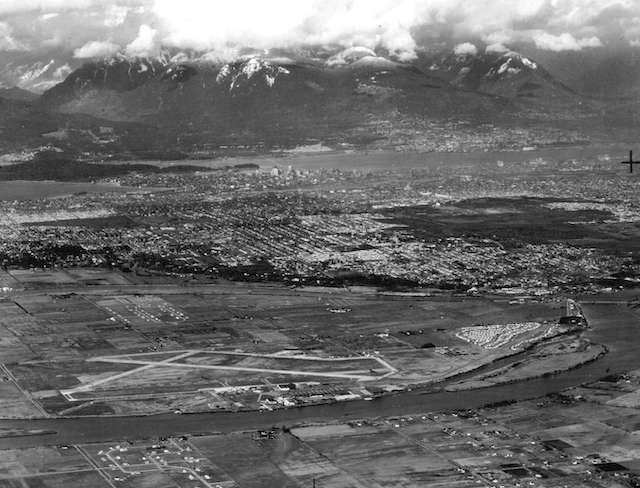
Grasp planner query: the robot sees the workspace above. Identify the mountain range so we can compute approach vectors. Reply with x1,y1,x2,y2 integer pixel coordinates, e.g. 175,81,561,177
0,45,637,159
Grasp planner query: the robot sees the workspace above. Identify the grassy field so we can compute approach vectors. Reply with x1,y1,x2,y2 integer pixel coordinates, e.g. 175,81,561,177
2,368,640,486
0,269,575,416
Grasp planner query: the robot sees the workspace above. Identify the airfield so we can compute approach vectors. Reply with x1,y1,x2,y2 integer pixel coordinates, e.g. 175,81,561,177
1,368,640,488
0,267,594,417
0,282,637,487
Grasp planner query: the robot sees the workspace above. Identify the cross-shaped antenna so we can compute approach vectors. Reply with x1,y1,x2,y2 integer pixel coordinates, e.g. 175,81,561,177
621,150,639,173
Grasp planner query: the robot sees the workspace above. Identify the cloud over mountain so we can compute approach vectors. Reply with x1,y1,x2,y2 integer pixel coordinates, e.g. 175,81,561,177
454,42,478,56
124,24,157,57
0,0,639,64
0,21,24,51
73,40,121,59
531,32,603,51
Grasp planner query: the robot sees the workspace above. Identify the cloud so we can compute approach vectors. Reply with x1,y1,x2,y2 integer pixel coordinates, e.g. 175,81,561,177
532,31,603,51
453,42,478,56
483,31,514,46
53,63,71,79
152,0,427,61
326,46,377,66
39,13,59,21
577,36,604,48
1,0,638,62
486,43,509,54
104,5,129,28
73,40,121,58
0,22,25,51
0,1,147,16
0,1,95,16
125,24,157,57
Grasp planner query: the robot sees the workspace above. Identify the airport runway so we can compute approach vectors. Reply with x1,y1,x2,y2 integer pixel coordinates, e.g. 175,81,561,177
0,299,636,448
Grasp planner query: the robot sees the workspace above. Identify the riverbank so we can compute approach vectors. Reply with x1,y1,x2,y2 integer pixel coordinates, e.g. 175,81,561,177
444,335,607,391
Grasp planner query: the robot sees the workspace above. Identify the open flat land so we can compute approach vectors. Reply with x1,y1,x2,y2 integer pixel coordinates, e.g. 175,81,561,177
1,368,640,488
0,268,586,416
446,336,607,391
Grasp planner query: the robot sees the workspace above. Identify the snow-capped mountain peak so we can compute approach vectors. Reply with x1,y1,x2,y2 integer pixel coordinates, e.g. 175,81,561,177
429,47,541,84
242,57,265,79
327,46,377,66
163,64,197,82
0,58,70,93
484,51,539,79
216,57,290,91
19,59,55,84
491,56,522,77
500,51,537,70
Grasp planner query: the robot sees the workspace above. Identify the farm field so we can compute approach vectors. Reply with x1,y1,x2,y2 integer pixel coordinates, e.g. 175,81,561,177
2,368,640,488
0,269,586,416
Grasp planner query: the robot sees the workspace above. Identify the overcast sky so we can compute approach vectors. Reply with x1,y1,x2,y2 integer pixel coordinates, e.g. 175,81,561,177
1,0,639,62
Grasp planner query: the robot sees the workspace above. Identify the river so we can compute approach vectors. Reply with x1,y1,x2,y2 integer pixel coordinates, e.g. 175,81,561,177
0,299,636,449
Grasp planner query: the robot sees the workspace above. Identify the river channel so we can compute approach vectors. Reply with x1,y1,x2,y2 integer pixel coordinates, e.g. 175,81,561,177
0,298,636,449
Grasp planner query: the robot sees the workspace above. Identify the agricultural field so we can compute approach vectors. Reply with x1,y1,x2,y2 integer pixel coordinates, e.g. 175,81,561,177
4,268,132,288
0,268,587,416
2,370,640,488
